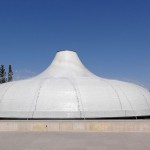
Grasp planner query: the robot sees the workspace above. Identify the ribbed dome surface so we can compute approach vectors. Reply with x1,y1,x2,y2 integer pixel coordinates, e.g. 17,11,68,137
0,50,150,119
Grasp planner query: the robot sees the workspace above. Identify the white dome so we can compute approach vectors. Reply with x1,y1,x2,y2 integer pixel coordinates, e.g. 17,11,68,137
0,50,150,119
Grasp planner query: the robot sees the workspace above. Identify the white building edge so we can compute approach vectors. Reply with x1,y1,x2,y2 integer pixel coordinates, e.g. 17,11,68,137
0,50,150,119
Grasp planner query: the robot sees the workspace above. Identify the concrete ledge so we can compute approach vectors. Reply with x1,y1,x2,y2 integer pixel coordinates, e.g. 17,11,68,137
0,120,150,132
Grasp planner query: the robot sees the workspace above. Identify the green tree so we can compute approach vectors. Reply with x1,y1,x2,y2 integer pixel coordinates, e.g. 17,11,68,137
0,65,6,84
8,65,13,82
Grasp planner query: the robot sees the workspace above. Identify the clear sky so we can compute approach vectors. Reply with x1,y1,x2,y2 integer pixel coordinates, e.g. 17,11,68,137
0,0,150,89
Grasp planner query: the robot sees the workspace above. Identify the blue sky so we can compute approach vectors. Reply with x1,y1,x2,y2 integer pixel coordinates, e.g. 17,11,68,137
0,0,150,88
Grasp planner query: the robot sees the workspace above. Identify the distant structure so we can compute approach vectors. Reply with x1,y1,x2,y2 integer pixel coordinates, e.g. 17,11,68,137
0,50,150,119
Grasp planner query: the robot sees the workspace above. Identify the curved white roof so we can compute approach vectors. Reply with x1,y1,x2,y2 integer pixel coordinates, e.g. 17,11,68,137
0,50,150,119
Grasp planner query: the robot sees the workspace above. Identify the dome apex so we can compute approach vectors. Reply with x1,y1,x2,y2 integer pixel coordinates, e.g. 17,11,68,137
37,49,94,78
57,49,76,53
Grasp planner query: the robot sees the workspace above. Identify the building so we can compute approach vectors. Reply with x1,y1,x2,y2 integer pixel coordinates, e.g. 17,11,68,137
0,50,150,119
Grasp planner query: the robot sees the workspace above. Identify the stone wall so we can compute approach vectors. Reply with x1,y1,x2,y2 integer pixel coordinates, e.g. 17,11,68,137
0,120,150,132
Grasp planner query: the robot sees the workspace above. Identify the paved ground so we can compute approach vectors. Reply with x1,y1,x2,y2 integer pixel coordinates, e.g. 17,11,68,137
0,132,150,150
